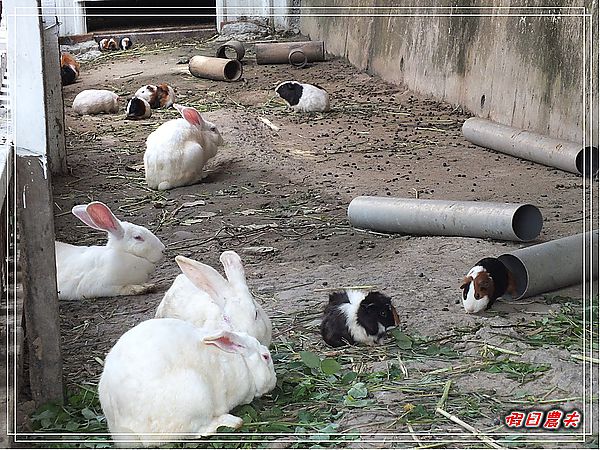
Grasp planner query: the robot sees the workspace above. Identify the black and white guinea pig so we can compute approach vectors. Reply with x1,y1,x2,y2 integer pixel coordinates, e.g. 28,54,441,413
460,257,517,314
275,81,330,113
320,290,400,347
120,37,132,50
125,97,152,120
134,83,176,109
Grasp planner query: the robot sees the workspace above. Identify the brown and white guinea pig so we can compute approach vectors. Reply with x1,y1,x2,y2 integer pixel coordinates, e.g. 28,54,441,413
60,52,80,86
134,83,176,109
120,37,132,50
275,81,330,113
98,38,119,51
125,97,152,120
460,257,517,314
320,290,400,347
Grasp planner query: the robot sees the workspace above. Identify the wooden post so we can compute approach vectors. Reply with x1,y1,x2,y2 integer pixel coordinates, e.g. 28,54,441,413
40,12,67,175
6,0,64,406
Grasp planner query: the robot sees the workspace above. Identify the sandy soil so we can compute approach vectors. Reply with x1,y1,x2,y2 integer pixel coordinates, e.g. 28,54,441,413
46,37,596,446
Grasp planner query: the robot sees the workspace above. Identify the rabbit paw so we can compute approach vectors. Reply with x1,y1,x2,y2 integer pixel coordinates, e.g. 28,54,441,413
120,283,156,296
205,414,243,435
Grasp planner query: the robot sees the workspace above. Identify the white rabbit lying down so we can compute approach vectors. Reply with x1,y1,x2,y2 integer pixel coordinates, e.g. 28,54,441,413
156,251,272,347
144,104,224,191
98,318,276,446
55,201,165,300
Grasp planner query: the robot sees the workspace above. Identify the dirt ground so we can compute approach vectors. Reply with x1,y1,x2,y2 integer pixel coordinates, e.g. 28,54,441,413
45,36,596,447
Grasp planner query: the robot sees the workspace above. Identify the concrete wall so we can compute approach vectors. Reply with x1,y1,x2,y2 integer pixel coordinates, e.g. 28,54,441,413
216,0,298,32
299,1,598,146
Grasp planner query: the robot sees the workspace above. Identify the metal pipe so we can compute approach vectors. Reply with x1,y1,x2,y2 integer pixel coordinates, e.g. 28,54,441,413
255,41,325,65
462,117,599,177
498,231,599,299
347,196,543,242
188,55,243,82
215,40,245,61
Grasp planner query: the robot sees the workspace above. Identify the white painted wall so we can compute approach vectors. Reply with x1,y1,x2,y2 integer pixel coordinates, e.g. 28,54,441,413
44,0,86,37
216,0,293,31
5,0,48,160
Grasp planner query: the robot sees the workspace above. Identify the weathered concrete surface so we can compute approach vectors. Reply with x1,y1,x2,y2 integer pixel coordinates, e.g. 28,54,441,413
299,1,598,147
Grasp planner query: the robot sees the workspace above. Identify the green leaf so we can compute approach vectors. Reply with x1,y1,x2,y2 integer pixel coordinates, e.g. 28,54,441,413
299,351,321,369
347,382,368,399
341,371,358,384
343,398,374,408
320,358,341,375
65,421,80,431
81,408,96,420
391,329,413,349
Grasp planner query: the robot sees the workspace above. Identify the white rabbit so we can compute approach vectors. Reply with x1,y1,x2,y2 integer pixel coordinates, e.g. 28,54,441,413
72,89,119,115
98,318,276,447
144,104,224,190
156,251,272,346
55,201,165,300
275,81,330,112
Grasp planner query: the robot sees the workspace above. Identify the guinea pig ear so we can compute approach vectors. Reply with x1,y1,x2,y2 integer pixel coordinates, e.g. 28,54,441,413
175,255,230,305
202,330,248,354
85,202,125,239
174,104,204,127
459,276,473,290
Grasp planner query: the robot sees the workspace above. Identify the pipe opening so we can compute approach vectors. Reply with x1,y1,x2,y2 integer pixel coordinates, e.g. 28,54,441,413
289,49,307,68
575,146,599,177
511,204,543,241
223,60,243,81
215,41,245,61
497,254,528,300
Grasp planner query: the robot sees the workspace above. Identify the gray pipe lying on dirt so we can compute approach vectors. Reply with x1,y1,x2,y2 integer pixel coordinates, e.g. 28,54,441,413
498,230,599,299
347,196,543,242
462,117,599,177
215,40,245,61
189,56,243,81
255,41,325,65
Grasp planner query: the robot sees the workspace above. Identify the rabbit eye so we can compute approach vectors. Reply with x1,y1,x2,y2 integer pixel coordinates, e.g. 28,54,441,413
210,126,217,132
255,310,258,320
262,353,270,362
134,235,144,242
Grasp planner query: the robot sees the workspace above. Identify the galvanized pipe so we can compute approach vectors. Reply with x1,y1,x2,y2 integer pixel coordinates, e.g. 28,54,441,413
189,55,243,82
498,230,599,299
215,40,245,61
255,41,325,65
462,117,599,177
347,196,543,242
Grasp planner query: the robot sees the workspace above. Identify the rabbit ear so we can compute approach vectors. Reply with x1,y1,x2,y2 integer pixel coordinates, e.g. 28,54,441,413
219,251,248,289
175,255,231,304
202,330,249,354
71,204,105,231
174,104,204,127
85,202,125,239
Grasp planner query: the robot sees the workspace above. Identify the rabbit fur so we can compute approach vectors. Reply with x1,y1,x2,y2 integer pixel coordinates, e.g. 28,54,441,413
156,251,272,346
144,104,223,191
55,201,165,300
98,318,276,447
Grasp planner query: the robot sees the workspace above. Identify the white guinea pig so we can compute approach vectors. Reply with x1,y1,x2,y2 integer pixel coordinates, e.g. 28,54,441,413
275,81,330,112
98,318,276,446
72,89,119,115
